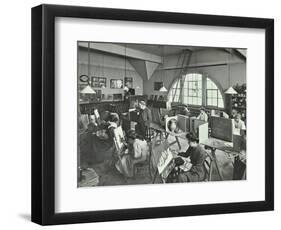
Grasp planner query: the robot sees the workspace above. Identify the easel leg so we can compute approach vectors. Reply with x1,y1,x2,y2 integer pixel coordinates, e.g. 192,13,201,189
175,136,181,150
152,170,158,184
211,149,223,180
209,161,213,181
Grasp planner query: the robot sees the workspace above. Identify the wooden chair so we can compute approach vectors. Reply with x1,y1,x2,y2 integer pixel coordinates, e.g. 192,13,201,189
203,151,214,181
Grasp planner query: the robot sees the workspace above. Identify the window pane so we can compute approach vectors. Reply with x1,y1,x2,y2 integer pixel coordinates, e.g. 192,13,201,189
218,99,224,108
168,73,223,107
206,78,224,108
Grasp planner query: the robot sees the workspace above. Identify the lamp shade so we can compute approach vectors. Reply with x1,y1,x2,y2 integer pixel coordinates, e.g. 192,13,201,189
224,86,238,94
80,85,96,94
159,86,168,92
123,86,129,91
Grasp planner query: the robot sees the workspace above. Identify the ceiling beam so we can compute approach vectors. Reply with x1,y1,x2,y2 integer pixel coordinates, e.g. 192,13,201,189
162,60,244,70
79,42,162,63
129,59,159,80
224,48,246,61
235,49,247,59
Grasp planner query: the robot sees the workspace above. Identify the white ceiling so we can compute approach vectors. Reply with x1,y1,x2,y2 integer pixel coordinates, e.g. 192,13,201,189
79,42,246,58
123,44,206,56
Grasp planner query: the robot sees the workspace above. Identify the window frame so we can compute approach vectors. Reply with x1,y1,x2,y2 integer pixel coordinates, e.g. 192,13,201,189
168,73,225,109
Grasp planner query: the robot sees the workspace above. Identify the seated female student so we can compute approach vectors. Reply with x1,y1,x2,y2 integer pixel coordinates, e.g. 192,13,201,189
115,130,149,178
197,107,208,122
233,130,246,180
175,133,207,182
92,112,120,164
232,113,246,134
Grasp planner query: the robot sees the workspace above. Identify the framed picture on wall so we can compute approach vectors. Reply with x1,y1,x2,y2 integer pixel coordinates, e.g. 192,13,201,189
99,77,106,88
110,79,123,89
32,4,274,225
91,76,107,88
124,77,133,88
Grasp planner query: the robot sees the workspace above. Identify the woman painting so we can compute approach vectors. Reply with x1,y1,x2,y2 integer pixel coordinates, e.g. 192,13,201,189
115,130,149,178
176,133,207,182
197,107,208,122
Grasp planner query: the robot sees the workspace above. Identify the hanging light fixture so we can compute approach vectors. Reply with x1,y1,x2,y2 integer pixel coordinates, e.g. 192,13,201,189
225,50,237,95
80,85,96,94
225,86,237,94
123,44,128,91
101,51,106,88
81,42,96,95
159,85,168,92
159,46,168,92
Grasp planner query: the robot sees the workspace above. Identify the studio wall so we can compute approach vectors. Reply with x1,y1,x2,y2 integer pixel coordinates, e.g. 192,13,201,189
143,49,246,96
78,48,144,97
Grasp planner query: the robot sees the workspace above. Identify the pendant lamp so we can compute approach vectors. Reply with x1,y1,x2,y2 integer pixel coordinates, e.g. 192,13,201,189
123,45,128,91
159,85,168,92
159,46,168,92
81,85,96,94
225,86,237,94
80,42,96,95
225,50,237,95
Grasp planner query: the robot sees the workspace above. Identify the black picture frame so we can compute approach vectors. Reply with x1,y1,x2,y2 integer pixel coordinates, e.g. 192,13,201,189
32,4,274,225
110,79,124,88
91,76,107,88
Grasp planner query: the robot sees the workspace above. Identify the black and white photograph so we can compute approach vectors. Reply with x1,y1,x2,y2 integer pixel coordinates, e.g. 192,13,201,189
78,42,247,187
29,3,274,226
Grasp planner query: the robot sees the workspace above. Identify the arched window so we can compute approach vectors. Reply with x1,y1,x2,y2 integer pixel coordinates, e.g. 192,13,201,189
206,77,224,108
168,73,224,108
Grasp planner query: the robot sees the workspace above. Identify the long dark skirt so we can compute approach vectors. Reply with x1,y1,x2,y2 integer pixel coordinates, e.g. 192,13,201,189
80,132,115,166
92,135,115,163
178,167,205,182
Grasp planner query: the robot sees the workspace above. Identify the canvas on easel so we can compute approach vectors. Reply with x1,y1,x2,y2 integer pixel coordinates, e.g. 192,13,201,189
177,114,190,132
198,122,209,144
113,126,126,151
210,117,233,142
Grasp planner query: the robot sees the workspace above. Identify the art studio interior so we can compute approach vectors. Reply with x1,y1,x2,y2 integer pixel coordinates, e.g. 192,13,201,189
78,42,247,187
